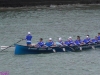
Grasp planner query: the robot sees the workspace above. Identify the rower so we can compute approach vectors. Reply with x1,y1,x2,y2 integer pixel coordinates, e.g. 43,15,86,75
45,38,55,47
26,32,32,46
56,37,64,46
91,36,98,44
64,37,75,46
75,36,84,45
83,35,91,44
36,38,46,48
97,33,100,42
58,37,64,46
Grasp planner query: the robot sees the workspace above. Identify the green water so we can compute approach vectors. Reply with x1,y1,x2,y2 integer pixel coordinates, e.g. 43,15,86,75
0,5,100,75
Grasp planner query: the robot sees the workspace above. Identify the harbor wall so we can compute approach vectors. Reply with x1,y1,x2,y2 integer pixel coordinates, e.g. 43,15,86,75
0,0,100,7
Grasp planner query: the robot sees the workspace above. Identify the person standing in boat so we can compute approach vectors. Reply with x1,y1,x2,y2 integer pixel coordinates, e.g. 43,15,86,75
26,32,32,46
36,38,46,48
75,36,84,45
83,35,91,44
64,37,75,46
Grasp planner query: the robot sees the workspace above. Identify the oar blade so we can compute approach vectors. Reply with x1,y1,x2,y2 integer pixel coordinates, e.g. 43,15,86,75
1,46,14,50
1,39,24,52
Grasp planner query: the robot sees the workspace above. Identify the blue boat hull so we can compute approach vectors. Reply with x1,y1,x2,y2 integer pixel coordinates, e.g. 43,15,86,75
15,43,100,55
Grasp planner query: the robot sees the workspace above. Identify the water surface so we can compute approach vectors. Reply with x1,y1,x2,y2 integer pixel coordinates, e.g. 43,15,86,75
0,5,100,75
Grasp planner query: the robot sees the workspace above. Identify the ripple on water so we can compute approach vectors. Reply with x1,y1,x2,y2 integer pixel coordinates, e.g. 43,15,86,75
0,5,100,75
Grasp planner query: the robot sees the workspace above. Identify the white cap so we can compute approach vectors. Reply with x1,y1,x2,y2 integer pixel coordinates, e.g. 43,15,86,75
49,38,52,40
28,32,31,34
86,35,89,38
59,37,62,40
69,36,72,39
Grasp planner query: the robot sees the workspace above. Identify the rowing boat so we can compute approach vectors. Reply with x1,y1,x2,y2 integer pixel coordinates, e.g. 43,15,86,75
1,43,100,54
14,43,100,54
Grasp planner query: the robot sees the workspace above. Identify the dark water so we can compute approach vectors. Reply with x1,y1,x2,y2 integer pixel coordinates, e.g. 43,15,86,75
0,4,100,75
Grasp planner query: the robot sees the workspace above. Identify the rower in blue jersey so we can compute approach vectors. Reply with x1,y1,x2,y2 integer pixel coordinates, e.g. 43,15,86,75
26,32,32,46
64,37,75,46
97,33,100,42
45,38,55,47
91,36,98,44
83,35,91,44
36,38,46,48
75,36,84,45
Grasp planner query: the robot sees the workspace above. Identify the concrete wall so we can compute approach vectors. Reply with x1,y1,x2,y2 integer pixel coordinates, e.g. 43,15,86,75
0,0,100,7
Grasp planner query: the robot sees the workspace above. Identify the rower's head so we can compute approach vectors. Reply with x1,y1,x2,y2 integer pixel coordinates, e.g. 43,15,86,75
98,33,100,36
68,36,72,40
86,35,89,38
28,32,31,34
77,36,80,40
40,38,43,41
49,38,52,41
59,37,62,41
69,36,72,39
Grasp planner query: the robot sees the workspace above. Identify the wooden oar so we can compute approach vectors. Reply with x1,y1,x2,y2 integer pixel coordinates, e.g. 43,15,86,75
62,46,75,52
1,39,24,52
68,46,75,51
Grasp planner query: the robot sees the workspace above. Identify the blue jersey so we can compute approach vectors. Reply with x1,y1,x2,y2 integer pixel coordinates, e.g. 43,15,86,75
37,41,45,47
65,40,75,46
92,39,98,43
97,36,100,41
83,38,91,44
26,34,32,44
70,40,74,44
45,41,54,47
64,41,70,46
75,40,82,45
